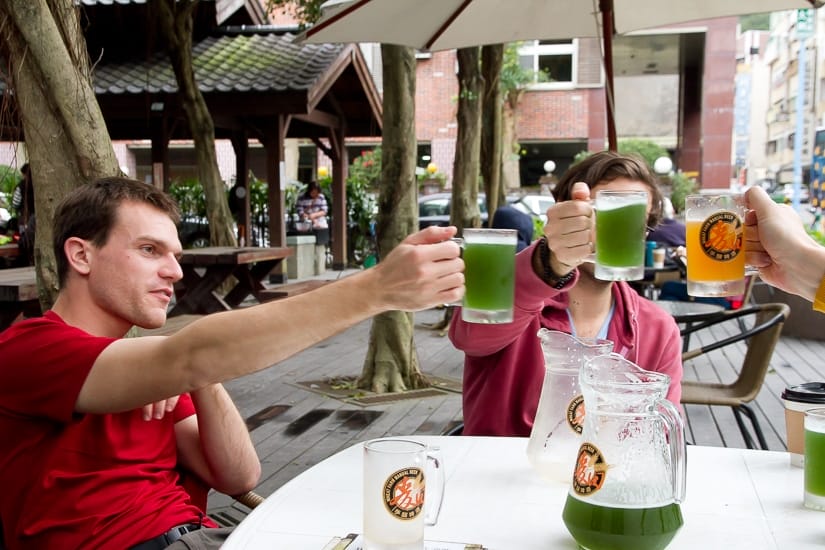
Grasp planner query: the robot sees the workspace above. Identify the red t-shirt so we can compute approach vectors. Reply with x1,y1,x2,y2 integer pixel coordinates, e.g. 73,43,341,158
0,311,214,549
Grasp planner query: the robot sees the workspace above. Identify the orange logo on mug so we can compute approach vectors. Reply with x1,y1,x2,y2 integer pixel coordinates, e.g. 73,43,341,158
699,211,743,261
383,468,425,520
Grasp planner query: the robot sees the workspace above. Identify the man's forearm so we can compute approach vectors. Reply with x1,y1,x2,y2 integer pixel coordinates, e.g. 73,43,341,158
188,384,260,494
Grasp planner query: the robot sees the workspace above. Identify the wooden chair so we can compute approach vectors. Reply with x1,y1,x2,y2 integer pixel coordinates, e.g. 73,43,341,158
680,302,790,450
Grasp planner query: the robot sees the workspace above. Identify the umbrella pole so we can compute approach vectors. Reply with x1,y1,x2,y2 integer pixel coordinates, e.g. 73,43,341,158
599,0,618,151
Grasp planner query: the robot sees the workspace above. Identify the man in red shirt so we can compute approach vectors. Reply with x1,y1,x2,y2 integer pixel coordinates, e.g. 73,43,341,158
0,177,464,549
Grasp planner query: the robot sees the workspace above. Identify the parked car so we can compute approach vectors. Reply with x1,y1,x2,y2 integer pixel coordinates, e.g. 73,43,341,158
418,193,489,229
509,194,555,223
178,215,210,249
418,192,556,229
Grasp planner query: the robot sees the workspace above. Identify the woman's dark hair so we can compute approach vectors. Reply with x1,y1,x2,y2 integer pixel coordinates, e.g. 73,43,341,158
303,181,321,197
53,177,180,286
552,151,664,228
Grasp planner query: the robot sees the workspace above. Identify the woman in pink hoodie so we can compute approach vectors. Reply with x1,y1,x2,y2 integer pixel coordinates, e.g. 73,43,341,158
449,151,683,436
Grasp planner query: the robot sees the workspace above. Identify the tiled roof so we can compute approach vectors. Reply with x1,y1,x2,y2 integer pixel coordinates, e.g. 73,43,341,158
78,0,147,5
93,32,345,95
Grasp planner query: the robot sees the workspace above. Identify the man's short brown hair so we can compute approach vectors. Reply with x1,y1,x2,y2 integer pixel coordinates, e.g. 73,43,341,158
53,177,181,285
552,151,664,229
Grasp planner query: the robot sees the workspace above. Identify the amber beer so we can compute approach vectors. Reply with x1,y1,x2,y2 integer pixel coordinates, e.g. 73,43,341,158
685,194,745,297
562,494,683,550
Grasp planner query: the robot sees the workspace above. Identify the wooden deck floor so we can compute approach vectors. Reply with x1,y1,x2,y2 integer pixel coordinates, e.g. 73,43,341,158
205,300,825,524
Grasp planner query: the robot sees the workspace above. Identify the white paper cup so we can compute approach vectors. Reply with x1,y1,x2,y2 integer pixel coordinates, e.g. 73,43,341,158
782,383,825,467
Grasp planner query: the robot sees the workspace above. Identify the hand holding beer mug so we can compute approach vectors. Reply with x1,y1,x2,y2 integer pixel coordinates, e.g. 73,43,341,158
363,439,445,549
685,194,746,297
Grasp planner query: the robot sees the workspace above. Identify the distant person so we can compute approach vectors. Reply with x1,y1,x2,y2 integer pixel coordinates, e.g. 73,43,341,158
0,177,464,549
297,181,329,231
492,204,534,252
745,185,825,310
646,198,685,248
10,163,35,265
450,151,683,436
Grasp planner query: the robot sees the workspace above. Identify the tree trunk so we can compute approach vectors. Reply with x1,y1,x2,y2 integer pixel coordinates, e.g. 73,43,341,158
156,0,235,248
480,44,504,224
0,0,121,308
358,45,427,393
502,90,525,193
450,47,482,232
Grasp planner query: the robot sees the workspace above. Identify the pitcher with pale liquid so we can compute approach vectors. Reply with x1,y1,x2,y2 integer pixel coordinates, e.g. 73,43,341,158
562,354,686,550
526,330,613,484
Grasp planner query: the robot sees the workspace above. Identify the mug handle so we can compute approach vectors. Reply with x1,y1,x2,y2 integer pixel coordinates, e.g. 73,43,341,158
424,446,445,526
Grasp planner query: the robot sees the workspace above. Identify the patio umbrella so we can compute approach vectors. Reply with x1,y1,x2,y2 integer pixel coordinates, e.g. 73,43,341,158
302,0,822,148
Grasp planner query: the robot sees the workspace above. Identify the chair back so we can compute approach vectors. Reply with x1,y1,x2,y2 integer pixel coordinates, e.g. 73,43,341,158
681,303,790,403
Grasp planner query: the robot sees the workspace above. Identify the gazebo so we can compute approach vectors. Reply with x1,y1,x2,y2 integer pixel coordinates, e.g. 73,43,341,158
93,29,382,269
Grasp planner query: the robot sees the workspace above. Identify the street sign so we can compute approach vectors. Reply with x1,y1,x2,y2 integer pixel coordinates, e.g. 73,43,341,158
798,8,814,39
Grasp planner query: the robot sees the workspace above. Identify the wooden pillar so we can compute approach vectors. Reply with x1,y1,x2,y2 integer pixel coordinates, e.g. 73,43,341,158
331,125,348,270
150,112,170,191
264,115,288,282
230,129,250,246
677,34,703,179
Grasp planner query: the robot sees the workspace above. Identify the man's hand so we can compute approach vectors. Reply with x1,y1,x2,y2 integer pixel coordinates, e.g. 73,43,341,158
142,395,180,421
372,225,464,312
543,181,594,276
744,186,825,300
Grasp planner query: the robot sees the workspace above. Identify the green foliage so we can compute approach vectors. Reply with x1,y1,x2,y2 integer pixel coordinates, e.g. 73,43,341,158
669,171,699,214
349,147,382,189
808,228,825,247
0,165,21,207
572,140,668,174
265,0,324,26
168,177,207,217
617,139,668,168
501,42,546,97
532,215,544,240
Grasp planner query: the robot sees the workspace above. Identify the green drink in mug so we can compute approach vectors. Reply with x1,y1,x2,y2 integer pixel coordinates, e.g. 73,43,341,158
459,228,516,324
593,190,648,281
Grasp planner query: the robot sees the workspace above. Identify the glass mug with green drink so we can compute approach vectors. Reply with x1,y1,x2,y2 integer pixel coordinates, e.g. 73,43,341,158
455,228,517,324
592,190,648,281
804,408,825,511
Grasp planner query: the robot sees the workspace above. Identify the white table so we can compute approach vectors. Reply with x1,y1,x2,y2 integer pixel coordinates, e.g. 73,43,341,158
223,436,823,550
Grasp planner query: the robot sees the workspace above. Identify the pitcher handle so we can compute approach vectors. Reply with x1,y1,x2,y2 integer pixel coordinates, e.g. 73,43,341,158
424,446,445,526
656,399,687,503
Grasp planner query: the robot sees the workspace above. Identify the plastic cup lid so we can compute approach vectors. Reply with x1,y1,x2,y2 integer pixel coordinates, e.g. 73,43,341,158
781,382,825,404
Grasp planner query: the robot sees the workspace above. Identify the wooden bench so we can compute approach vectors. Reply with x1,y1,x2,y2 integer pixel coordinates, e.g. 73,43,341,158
258,279,333,302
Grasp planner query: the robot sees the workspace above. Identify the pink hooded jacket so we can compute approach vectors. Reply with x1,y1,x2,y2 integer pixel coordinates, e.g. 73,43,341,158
449,240,683,437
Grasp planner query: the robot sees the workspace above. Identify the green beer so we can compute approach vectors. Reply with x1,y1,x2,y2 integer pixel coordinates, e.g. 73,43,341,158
463,242,515,311
805,426,825,508
562,494,683,550
595,202,647,267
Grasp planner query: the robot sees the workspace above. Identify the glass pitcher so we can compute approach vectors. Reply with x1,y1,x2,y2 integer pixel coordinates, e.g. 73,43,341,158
562,353,686,550
526,330,613,484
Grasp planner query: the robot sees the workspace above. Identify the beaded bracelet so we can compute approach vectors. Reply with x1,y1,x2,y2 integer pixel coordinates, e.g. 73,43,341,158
539,237,575,289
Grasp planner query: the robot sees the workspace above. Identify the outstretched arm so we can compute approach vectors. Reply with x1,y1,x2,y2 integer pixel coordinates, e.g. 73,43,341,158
77,225,465,414
744,186,825,301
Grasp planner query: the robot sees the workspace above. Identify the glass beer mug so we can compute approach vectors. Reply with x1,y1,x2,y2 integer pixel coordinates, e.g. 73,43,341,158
562,354,686,550
526,330,613,483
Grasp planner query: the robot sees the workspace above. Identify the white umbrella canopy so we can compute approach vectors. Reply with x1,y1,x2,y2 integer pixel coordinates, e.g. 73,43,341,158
302,0,822,148
305,0,820,51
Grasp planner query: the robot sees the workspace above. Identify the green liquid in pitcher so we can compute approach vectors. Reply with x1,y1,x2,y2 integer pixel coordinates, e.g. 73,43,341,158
562,495,683,550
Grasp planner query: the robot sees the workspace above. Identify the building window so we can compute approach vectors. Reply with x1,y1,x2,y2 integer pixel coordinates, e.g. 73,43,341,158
518,40,575,87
